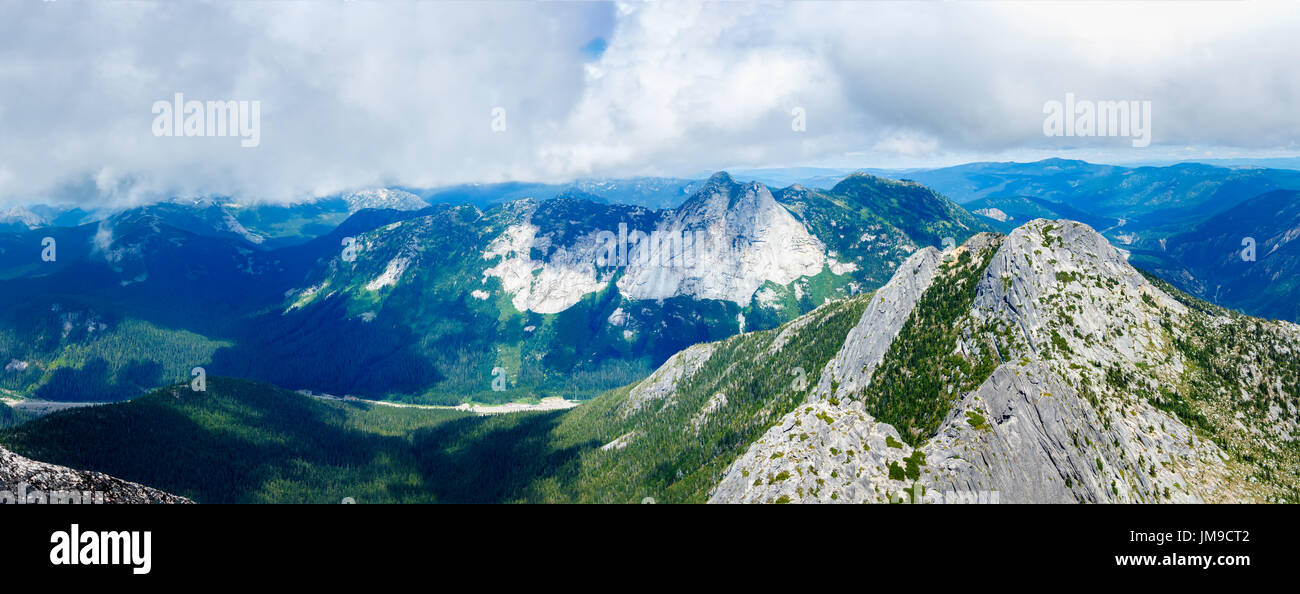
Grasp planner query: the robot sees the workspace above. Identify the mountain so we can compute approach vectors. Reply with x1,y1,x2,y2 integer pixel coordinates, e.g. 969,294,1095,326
113,202,267,245
965,195,1119,234
730,167,861,189
1131,189,1300,322
0,202,431,402
262,174,840,402
342,188,429,212
901,158,1300,213
0,171,987,406
419,176,705,211
898,158,1121,204
891,159,1300,322
249,171,988,403
708,220,1298,503
1,444,190,503
899,159,1300,241
1149,157,1300,171
226,198,361,248
0,403,27,429
0,297,873,503
569,177,705,210
10,220,1294,504
805,172,990,247
0,206,46,233
0,204,105,233
0,378,477,503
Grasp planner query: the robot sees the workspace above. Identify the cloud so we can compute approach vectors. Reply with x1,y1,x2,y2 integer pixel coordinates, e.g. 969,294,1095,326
1,1,1298,207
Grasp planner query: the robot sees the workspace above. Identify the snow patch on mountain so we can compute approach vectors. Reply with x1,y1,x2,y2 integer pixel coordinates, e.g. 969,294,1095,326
0,206,46,229
343,188,428,213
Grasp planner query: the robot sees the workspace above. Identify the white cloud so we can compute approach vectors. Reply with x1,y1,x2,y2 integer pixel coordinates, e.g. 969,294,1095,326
1,1,1298,207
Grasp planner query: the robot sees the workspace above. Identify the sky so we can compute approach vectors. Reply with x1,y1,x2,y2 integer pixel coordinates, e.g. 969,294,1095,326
2,0,1299,207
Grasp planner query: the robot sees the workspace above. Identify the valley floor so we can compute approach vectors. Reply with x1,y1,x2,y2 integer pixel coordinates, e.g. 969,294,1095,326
2,392,581,420
300,391,581,415
0,398,107,416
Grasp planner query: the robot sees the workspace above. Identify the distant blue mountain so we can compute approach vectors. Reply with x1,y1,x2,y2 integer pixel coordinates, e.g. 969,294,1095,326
1130,189,1300,322
411,176,705,211
897,159,1300,243
896,157,1300,321
1126,156,1300,171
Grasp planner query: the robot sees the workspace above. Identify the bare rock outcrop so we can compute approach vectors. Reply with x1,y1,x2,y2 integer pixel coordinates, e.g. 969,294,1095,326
1,446,191,504
709,219,1271,504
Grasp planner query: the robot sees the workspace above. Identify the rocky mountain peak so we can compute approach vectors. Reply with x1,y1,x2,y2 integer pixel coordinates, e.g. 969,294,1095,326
616,174,827,305
703,170,736,188
0,206,45,229
676,170,771,218
968,219,1189,387
807,246,943,405
709,218,1294,504
342,188,428,213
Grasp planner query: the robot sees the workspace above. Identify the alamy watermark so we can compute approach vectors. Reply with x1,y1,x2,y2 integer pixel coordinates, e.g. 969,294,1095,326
1,482,105,504
890,488,1000,504
491,366,509,392
49,524,151,575
589,223,799,269
1043,93,1151,148
152,92,260,148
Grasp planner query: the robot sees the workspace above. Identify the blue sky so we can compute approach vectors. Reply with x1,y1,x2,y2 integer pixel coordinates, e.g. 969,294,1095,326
1,1,1298,206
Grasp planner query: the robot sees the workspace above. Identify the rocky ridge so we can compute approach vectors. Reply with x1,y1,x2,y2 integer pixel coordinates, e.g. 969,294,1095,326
708,219,1298,503
1,446,191,504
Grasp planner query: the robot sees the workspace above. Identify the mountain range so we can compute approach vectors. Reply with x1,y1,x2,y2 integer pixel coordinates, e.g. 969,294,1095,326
5,219,1294,503
1127,189,1300,323
2,160,1298,504
0,171,988,406
882,159,1300,323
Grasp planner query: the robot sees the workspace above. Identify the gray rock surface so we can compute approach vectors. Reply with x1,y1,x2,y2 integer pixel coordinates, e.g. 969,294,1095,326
921,362,1233,503
709,219,1261,504
810,246,942,404
1,446,191,504
620,342,717,418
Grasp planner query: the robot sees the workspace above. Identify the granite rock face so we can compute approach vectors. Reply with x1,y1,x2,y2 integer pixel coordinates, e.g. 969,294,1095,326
1,446,191,504
917,362,1235,503
808,246,942,405
483,173,836,312
709,219,1287,504
620,342,718,418
616,173,829,305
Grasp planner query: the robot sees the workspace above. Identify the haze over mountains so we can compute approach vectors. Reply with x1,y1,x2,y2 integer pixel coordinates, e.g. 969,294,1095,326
9,158,1300,325
1131,189,1300,323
